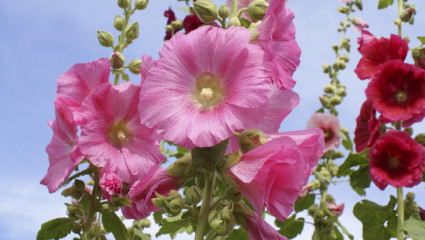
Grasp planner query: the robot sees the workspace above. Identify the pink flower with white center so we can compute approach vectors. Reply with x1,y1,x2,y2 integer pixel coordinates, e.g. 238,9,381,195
41,104,84,193
99,170,123,202
306,113,340,152
227,129,324,221
79,82,164,184
138,26,271,148
54,58,110,123
122,165,183,219
254,0,301,89
244,212,287,240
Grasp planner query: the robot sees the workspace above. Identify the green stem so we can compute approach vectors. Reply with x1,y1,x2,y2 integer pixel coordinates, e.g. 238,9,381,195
84,176,100,232
195,172,214,240
397,0,403,36
231,0,238,17
332,4,352,87
397,187,404,240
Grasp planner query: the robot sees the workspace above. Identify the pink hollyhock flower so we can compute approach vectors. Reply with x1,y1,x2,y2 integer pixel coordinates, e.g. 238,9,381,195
122,165,182,219
327,202,345,216
369,130,425,190
140,55,154,85
354,100,382,152
227,129,324,221
353,18,369,32
139,26,271,148
366,60,425,125
244,212,287,240
79,82,164,184
355,33,408,80
357,30,375,53
41,104,84,193
99,170,123,202
54,58,110,124
306,113,340,152
254,0,301,89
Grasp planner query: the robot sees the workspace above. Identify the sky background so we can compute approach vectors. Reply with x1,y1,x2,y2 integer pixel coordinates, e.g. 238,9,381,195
1,0,425,239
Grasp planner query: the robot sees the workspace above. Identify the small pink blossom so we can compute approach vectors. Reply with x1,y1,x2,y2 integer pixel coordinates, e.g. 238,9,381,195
99,170,123,201
139,26,271,148
79,82,163,184
353,18,369,32
41,105,84,193
306,113,340,152
54,58,110,123
244,212,287,240
338,0,352,3
122,165,182,219
227,129,324,221
327,202,345,216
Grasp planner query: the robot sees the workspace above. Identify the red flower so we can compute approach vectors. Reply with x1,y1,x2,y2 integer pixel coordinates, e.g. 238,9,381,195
354,100,382,152
355,33,408,80
164,8,180,40
365,60,425,124
183,13,203,34
369,130,425,190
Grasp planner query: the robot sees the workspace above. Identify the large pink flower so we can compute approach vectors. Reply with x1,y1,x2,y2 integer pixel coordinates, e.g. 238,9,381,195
306,113,340,152
138,26,271,148
254,0,301,89
79,82,163,184
227,129,324,221
41,104,84,193
365,60,425,124
369,130,425,190
54,58,110,123
122,165,182,219
354,100,382,152
355,33,408,80
244,212,287,240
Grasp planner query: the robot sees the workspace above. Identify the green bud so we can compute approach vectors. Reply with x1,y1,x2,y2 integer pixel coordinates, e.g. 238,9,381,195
125,22,140,40
248,21,261,41
218,4,230,19
166,155,192,177
336,88,347,97
404,127,413,136
134,218,151,228
319,95,330,107
322,64,331,73
340,54,349,62
135,0,149,10
165,24,173,32
337,6,348,14
308,179,321,191
248,0,269,22
324,85,335,94
332,150,344,159
228,16,241,27
354,0,362,10
185,186,202,204
225,187,243,202
110,52,126,69
117,0,130,9
151,198,166,208
113,15,125,31
400,8,414,22
171,20,183,29
97,30,114,47
336,60,346,70
414,133,425,147
330,96,342,105
128,59,142,74
404,192,419,217
168,197,183,215
406,192,415,201
193,0,218,23
238,129,267,153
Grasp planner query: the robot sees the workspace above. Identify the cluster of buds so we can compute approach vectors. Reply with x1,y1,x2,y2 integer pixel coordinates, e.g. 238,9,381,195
152,190,184,216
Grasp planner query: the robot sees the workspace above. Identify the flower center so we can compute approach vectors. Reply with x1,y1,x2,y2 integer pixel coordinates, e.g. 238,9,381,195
193,72,225,110
107,121,133,148
394,90,407,103
323,128,333,142
388,157,401,170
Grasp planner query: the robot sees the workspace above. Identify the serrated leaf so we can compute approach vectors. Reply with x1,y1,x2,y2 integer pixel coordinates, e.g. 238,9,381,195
378,0,394,9
102,210,130,240
349,164,371,196
402,213,425,240
337,152,369,177
275,214,304,239
37,218,72,240
226,227,248,239
418,37,425,46
294,194,315,212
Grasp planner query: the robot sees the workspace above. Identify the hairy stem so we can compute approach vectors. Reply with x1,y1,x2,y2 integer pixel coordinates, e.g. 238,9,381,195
195,172,214,240
397,187,404,240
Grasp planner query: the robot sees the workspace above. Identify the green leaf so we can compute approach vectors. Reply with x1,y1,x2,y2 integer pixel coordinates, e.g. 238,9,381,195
402,213,425,240
349,164,371,196
353,196,397,240
418,37,425,46
275,214,305,239
226,227,249,239
192,139,228,172
378,0,394,9
153,210,164,224
294,194,315,212
102,210,130,240
131,228,151,240
37,218,72,240
337,152,369,177
176,7,191,13
156,218,190,239
333,226,344,240
122,73,130,82
341,130,353,151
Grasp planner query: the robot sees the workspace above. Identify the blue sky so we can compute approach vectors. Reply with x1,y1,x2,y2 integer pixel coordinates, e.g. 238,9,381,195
1,0,424,239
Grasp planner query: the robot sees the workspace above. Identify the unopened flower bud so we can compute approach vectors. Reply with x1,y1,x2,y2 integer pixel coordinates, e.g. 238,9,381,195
406,192,415,201
337,6,348,14
97,30,114,48
248,0,269,22
125,22,140,40
332,150,344,159
110,52,126,69
354,0,363,10
238,129,267,153
414,133,425,147
404,127,413,136
322,64,331,73
166,155,192,177
336,60,346,70
171,20,183,29
193,0,218,23
228,16,241,27
324,85,335,94
336,88,347,97
330,96,342,105
134,218,151,228
400,8,414,22
412,48,425,70
404,192,419,217
225,187,243,202
135,0,149,10
185,186,202,204
151,198,166,208
113,15,125,31
168,197,183,215
128,59,141,74
117,0,130,9
218,4,230,19
308,179,321,191
165,24,173,32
